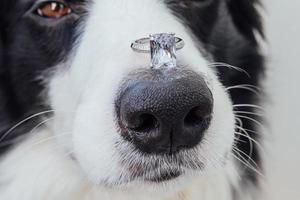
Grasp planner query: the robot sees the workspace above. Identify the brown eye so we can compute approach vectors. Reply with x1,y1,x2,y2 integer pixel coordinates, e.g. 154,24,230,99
36,1,72,19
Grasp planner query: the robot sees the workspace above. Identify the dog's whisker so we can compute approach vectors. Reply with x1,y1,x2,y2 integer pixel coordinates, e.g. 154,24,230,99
0,134,29,147
233,104,265,110
232,147,259,169
234,111,265,117
226,84,261,90
29,117,55,135
230,150,263,177
234,117,244,142
226,84,261,95
235,114,266,130
208,62,250,77
235,125,262,144
235,132,264,152
235,125,261,142
235,117,244,127
233,137,248,144
235,115,265,153
0,116,56,147
231,153,261,178
30,133,73,148
235,128,264,147
0,110,55,143
233,112,265,178
236,126,259,135
234,118,254,166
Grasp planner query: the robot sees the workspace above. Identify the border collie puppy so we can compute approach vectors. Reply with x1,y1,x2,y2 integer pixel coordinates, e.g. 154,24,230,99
0,0,265,199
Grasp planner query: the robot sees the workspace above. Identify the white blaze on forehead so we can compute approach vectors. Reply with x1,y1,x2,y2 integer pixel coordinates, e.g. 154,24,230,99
70,0,210,78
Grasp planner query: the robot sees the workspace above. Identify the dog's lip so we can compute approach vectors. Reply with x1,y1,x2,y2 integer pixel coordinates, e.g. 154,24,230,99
146,171,181,183
128,163,182,182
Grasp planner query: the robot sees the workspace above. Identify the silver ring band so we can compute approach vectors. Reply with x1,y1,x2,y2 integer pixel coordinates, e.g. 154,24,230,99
131,37,185,53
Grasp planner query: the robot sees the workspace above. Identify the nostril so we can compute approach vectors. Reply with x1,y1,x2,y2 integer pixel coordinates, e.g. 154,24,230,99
184,107,204,126
129,113,159,133
184,106,211,126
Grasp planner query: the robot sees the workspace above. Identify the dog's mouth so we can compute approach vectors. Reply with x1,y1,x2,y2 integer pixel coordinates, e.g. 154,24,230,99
146,171,182,182
128,163,182,183
124,152,202,183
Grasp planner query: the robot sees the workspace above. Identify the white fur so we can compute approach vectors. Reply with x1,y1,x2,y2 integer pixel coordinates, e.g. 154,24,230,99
0,0,238,199
0,129,238,200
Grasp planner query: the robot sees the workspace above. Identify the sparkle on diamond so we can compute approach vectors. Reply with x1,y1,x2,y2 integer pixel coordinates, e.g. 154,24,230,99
150,33,177,69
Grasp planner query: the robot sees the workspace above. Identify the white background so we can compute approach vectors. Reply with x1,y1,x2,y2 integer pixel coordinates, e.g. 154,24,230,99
263,0,300,199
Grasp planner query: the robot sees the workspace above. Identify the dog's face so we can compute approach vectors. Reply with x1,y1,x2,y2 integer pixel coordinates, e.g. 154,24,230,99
1,0,241,194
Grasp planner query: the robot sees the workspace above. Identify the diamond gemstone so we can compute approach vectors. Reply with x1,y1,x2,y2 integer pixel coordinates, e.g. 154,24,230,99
150,33,177,69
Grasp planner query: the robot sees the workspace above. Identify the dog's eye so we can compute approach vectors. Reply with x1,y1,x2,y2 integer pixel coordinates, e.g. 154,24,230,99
35,1,72,19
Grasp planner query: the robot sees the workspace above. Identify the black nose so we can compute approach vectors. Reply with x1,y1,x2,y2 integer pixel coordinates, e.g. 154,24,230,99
116,69,213,155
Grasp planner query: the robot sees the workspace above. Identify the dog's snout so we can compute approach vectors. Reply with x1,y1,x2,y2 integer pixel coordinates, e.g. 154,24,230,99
116,69,213,155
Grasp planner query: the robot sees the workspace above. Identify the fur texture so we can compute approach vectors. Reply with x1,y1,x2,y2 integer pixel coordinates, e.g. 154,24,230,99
0,0,265,199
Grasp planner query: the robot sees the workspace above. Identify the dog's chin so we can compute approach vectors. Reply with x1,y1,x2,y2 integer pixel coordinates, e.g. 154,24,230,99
102,169,194,192
103,159,201,189
84,157,200,189
126,165,183,183
115,148,203,183
108,168,204,199
73,131,207,190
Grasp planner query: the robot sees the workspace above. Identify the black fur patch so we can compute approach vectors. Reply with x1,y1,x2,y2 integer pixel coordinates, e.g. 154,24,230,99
0,0,86,153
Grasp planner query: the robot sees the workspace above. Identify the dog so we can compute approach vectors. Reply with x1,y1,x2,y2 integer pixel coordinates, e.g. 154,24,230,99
0,0,265,199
